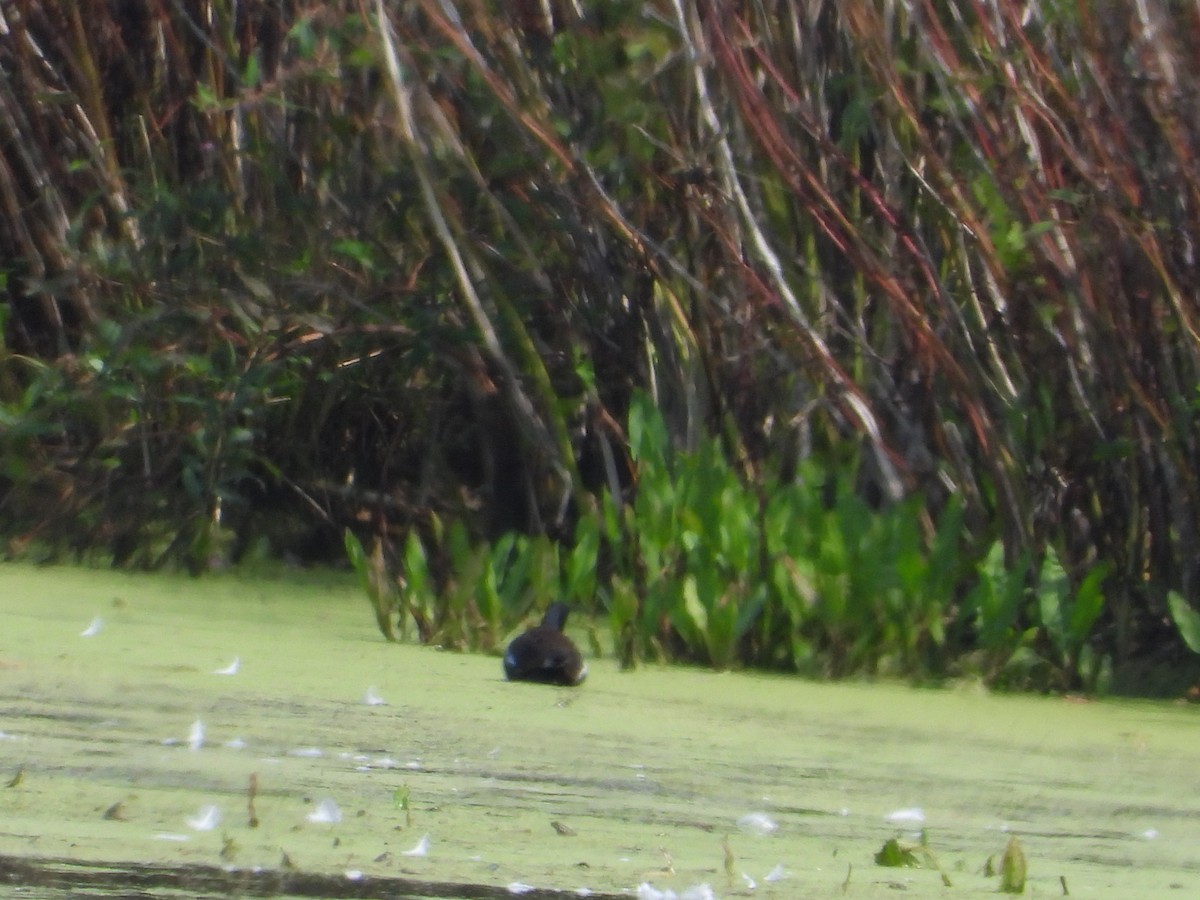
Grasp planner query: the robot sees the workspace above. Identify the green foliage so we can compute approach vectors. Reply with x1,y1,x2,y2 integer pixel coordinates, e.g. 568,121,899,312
346,395,1118,687
874,831,948,884
613,393,767,669
1037,548,1110,680
399,526,433,642
393,784,412,828
347,515,595,654
1,307,300,569
874,837,921,868
965,542,1029,654
344,529,397,642
962,541,1112,690
766,481,961,676
998,835,1027,894
1167,591,1200,655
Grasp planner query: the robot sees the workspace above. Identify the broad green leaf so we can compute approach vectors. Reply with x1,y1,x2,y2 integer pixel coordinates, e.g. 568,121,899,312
1036,547,1070,650
1068,562,1111,644
402,531,429,599
681,574,707,632
1167,591,1200,655
874,838,920,868
999,835,1027,893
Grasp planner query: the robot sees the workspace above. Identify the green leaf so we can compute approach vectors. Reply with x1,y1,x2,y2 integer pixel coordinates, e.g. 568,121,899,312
734,585,768,641
968,543,1027,649
998,835,1027,893
193,82,221,111
874,838,920,868
476,560,501,638
242,51,262,89
332,238,376,271
680,573,707,632
343,529,367,586
1036,547,1071,651
402,531,429,600
393,785,410,810
926,496,965,595
288,17,318,58
1068,562,1110,644
1167,591,1200,654
345,530,395,642
627,391,667,462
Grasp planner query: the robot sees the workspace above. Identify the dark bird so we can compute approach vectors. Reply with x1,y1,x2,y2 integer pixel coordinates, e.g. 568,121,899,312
503,601,587,686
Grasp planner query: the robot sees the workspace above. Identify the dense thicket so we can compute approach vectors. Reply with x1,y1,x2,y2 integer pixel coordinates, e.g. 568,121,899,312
2,1,1199,688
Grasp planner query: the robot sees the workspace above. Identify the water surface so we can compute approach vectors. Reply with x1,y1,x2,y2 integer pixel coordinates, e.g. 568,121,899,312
2,562,1198,897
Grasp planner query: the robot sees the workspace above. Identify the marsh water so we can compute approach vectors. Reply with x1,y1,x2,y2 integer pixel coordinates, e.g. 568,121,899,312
2,562,1198,898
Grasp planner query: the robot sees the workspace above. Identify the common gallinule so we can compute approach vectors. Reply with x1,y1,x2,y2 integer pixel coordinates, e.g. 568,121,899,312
503,601,587,686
